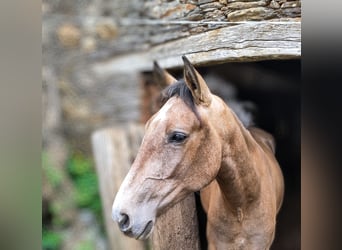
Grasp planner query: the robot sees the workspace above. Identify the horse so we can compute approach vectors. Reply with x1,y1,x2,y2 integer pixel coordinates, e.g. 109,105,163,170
112,56,284,249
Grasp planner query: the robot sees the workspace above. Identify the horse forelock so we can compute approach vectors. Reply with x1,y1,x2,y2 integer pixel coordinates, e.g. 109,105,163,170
160,79,202,124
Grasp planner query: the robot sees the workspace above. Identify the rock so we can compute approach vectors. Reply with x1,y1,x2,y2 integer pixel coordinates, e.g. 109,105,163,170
281,1,301,8
275,0,287,4
57,23,81,48
96,21,118,40
199,2,224,9
227,7,277,21
205,9,226,19
280,7,301,18
270,0,280,9
187,6,203,15
144,1,196,19
180,0,199,3
227,0,264,2
186,13,204,20
202,7,219,13
199,0,216,4
227,0,268,10
81,37,96,52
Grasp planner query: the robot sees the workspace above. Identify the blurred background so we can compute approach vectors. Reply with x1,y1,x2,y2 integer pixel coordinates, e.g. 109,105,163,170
42,0,300,249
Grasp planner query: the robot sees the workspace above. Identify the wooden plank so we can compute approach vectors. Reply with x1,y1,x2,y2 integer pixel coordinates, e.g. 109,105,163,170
91,125,146,250
93,22,301,75
152,194,201,250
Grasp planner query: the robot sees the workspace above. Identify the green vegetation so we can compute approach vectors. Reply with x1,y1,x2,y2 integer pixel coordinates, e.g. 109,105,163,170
42,151,63,188
67,153,102,219
42,150,104,250
42,229,62,250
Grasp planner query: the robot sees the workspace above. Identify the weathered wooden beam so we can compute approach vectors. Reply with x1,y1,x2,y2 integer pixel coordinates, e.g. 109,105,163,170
93,22,300,75
91,125,146,250
152,194,201,250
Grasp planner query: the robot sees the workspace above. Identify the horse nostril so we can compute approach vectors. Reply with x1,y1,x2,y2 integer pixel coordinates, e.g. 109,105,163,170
118,213,130,232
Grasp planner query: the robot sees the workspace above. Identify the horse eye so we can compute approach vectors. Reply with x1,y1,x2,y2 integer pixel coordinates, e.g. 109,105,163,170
168,132,188,144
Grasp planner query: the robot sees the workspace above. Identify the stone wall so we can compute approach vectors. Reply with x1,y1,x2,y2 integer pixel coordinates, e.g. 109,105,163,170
43,0,145,152
42,1,300,249
144,0,301,21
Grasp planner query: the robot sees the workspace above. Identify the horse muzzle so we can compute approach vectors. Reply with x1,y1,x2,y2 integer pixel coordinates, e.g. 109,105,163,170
112,207,155,240
111,168,161,239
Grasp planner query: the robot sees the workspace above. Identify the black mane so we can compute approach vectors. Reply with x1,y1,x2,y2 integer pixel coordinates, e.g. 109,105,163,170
160,79,201,122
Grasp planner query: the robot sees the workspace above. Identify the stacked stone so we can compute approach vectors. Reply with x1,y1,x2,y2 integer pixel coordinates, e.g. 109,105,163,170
141,0,300,35
185,0,301,22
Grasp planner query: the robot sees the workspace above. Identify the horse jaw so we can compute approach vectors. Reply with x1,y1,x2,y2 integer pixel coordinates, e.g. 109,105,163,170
112,165,187,240
112,170,158,240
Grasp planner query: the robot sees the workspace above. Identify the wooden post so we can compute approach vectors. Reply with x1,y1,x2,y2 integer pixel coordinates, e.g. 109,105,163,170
152,194,201,250
91,123,201,249
91,124,146,250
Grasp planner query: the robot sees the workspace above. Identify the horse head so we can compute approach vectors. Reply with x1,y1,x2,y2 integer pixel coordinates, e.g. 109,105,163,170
112,56,224,239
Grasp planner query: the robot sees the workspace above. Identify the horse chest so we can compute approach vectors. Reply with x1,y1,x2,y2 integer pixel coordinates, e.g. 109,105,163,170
201,181,275,250
207,212,274,250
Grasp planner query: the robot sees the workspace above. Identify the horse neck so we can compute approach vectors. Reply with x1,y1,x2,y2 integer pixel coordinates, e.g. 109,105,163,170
214,103,261,211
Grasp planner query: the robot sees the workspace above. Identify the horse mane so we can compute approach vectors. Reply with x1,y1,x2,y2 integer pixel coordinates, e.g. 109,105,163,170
159,79,255,128
160,79,202,123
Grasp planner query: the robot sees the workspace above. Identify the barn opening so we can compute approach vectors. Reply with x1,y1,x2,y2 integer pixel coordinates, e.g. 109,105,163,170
141,59,301,250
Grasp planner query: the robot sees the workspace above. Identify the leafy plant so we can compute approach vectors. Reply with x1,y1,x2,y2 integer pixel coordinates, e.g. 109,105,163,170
42,229,62,250
42,150,105,249
67,153,92,177
67,153,102,219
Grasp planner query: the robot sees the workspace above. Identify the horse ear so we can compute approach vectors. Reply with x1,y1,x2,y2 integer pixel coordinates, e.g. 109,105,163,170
153,61,177,88
182,56,212,106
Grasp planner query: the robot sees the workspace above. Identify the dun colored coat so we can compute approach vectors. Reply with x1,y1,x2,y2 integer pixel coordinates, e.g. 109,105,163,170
112,56,284,250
